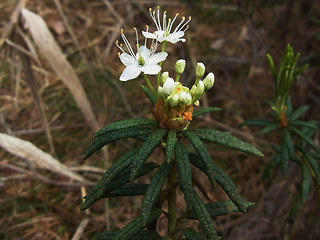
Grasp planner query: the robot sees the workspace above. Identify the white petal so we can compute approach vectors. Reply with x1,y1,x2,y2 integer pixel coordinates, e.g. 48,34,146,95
120,53,137,67
139,46,151,60
162,78,175,96
142,31,157,39
119,65,141,81
167,31,185,43
147,52,168,65
141,65,161,75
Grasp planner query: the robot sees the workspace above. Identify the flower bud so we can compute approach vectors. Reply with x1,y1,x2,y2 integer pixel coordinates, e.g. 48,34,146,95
169,94,179,107
162,78,175,96
196,62,205,78
185,93,192,105
179,91,188,104
160,72,170,85
157,86,164,98
175,59,186,75
195,80,205,96
203,72,215,90
189,85,197,96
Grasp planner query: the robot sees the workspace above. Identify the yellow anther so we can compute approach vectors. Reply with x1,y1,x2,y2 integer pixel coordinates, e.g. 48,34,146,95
188,16,191,20
120,29,124,34
157,6,160,9
182,16,185,20
118,52,120,57
164,11,167,14
116,40,119,44
176,13,179,17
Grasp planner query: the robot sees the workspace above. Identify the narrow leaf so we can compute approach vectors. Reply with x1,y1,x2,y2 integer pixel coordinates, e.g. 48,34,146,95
95,118,157,137
289,126,318,151
104,184,148,198
175,141,193,207
258,123,279,135
189,154,248,213
140,84,157,105
280,140,290,175
183,228,205,240
192,107,221,117
166,130,177,161
301,164,310,203
283,129,294,156
289,105,309,120
290,120,318,130
81,162,157,210
100,230,161,240
190,129,264,157
188,191,219,240
182,131,216,188
83,128,151,160
130,129,167,180
141,160,172,224
186,200,255,219
114,209,161,240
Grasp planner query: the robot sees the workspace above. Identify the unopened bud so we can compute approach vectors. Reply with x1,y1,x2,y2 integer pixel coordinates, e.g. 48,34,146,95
179,91,188,104
157,86,164,98
196,62,205,78
175,59,186,75
195,80,205,96
160,72,170,85
169,94,179,107
162,78,175,96
203,72,215,90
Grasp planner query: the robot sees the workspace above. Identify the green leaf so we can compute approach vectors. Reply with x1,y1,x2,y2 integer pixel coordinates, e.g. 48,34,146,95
188,191,219,240
140,84,157,105
183,228,205,240
280,140,290,175
258,123,279,135
113,209,162,240
130,129,167,180
240,118,274,127
266,53,277,82
189,154,248,213
166,130,177,161
290,120,318,130
297,146,320,187
182,131,216,188
288,105,309,120
192,107,221,117
262,155,281,180
95,118,157,138
186,200,254,220
175,141,193,207
301,164,310,203
104,184,148,197
289,126,319,151
100,230,161,240
83,128,151,160
190,129,264,157
141,160,172,224
81,162,157,210
283,129,294,155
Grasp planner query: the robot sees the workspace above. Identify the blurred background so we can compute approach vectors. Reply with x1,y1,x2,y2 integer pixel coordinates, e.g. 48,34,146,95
0,0,319,239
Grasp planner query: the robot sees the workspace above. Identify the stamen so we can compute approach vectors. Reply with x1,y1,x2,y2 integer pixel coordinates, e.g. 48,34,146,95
176,16,191,33
157,6,161,32
172,16,185,33
115,40,125,53
163,11,167,32
168,13,179,33
150,10,160,32
144,25,149,46
120,30,136,58
133,27,139,46
184,25,189,32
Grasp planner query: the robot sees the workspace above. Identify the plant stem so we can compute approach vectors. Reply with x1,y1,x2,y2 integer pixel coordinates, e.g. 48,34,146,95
157,41,168,87
167,160,177,240
143,73,157,96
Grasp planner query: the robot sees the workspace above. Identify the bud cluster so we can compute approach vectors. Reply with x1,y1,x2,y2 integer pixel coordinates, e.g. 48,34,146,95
153,59,215,130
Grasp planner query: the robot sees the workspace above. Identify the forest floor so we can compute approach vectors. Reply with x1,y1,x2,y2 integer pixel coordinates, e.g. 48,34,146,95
0,0,319,239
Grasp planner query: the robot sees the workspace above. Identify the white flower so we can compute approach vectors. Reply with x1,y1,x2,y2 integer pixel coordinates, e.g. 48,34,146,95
142,6,191,44
116,29,168,81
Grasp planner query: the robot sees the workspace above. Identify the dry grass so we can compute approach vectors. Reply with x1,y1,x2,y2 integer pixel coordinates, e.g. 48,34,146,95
0,0,319,239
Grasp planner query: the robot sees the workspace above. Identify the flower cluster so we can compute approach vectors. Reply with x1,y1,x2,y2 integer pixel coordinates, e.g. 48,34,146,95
116,6,215,130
